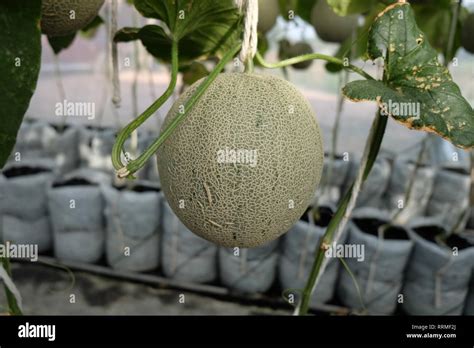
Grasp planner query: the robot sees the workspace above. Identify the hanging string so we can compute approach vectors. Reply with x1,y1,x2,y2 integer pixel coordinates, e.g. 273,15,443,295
235,0,259,66
110,0,121,107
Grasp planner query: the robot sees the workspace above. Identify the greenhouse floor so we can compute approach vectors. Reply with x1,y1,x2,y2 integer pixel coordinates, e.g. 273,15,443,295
2,261,291,315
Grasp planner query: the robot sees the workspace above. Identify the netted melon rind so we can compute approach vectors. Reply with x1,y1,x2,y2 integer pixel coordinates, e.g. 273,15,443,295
157,73,324,248
41,0,105,37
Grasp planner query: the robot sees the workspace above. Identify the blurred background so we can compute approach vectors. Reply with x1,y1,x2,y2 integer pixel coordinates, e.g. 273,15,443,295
1,0,474,316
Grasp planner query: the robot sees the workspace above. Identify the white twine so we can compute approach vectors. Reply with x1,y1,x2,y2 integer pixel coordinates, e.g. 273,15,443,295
171,214,180,274
110,0,121,108
235,0,259,65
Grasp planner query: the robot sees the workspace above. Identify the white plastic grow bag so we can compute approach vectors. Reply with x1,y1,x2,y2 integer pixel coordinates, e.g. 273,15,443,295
337,208,414,314
402,223,474,315
103,183,161,272
48,171,106,263
426,168,470,232
161,200,218,283
279,205,343,305
0,161,55,252
219,239,279,294
383,158,435,223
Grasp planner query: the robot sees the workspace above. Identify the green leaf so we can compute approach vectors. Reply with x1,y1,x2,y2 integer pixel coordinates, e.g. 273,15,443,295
411,3,467,62
47,33,77,55
342,3,474,149
132,25,171,59
125,24,201,63
325,2,386,73
127,0,242,63
295,0,318,23
280,0,318,22
327,0,376,15
80,15,104,38
0,0,42,168
114,27,141,42
278,0,295,20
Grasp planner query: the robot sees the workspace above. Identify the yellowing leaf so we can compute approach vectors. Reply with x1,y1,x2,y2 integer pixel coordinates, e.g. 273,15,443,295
343,3,474,149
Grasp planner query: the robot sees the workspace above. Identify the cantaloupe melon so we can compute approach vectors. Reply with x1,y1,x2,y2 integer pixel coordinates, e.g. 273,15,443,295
157,73,324,248
258,0,280,33
41,0,105,37
462,13,474,54
311,0,358,43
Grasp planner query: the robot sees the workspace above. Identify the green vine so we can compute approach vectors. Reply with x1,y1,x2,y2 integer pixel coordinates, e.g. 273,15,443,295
297,111,388,315
255,52,375,81
1,257,22,315
112,41,242,178
111,39,179,178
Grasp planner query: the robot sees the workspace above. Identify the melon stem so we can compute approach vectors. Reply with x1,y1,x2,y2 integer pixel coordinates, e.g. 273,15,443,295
111,39,180,178
126,43,242,176
112,42,242,178
0,257,22,315
244,58,254,73
255,51,375,81
296,109,388,315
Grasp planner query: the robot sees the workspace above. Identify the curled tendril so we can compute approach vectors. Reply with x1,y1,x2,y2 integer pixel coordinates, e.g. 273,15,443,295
111,41,242,179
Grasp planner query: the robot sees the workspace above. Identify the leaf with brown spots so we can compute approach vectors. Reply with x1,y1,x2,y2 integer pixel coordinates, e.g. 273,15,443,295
343,2,474,149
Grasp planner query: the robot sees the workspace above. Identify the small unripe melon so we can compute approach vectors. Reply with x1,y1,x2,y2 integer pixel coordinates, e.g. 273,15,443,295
462,13,474,54
157,73,324,248
279,41,314,70
311,0,358,43
258,0,280,33
41,0,105,37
